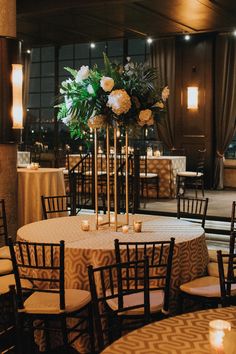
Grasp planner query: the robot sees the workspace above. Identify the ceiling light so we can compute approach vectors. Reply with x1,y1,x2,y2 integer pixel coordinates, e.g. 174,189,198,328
184,34,190,41
90,42,96,48
26,49,31,54
233,30,236,36
147,37,153,44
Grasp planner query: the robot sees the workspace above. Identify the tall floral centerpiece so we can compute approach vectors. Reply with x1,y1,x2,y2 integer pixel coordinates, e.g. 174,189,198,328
57,54,169,230
57,54,169,137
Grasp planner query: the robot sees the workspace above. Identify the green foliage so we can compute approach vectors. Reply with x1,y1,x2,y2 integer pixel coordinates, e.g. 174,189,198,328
56,53,168,139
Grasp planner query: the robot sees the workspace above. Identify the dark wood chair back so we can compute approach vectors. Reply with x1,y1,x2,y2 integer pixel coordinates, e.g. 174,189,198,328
196,148,206,174
114,238,175,313
177,196,209,228
229,230,236,258
217,250,236,307
88,258,149,351
9,238,65,311
0,199,8,246
41,194,76,219
0,289,17,353
230,201,236,233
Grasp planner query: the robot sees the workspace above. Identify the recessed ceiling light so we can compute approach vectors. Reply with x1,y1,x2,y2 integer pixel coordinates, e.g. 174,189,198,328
26,49,31,54
184,34,190,41
147,37,153,44
90,42,96,48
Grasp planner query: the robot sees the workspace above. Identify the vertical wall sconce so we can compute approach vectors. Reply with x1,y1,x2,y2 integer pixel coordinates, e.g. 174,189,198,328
12,63,23,129
187,86,198,109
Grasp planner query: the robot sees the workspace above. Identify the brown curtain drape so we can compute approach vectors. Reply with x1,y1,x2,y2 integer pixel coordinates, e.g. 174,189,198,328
22,50,32,127
151,37,175,149
214,34,236,189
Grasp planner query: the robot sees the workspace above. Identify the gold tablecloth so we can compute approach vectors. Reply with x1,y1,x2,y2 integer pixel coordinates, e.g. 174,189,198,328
17,215,208,352
68,155,186,198
17,168,66,227
102,307,236,354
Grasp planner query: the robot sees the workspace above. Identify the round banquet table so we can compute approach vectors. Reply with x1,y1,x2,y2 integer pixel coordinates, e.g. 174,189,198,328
17,214,208,353
17,168,66,227
17,214,208,309
101,307,236,354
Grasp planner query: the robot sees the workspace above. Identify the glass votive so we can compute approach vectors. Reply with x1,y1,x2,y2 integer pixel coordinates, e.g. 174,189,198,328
122,225,129,233
209,320,231,352
133,221,142,233
81,220,90,231
154,150,161,157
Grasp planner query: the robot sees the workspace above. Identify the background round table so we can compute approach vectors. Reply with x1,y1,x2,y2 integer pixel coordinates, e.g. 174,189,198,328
101,307,236,354
17,167,66,227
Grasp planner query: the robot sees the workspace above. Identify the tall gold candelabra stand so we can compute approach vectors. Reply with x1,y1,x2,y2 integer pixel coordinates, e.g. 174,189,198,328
94,125,129,231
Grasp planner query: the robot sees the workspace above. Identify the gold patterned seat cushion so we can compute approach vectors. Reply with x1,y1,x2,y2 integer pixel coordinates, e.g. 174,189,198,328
208,249,228,263
23,289,91,314
0,245,11,259
106,289,164,315
177,171,203,177
180,276,221,297
0,259,13,275
0,274,33,295
208,262,236,278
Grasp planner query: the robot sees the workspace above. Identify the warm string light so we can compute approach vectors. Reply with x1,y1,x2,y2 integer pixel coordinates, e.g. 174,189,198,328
12,64,23,129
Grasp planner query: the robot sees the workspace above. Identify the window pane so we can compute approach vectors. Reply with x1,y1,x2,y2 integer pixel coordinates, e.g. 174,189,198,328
29,78,40,93
41,77,55,92
107,40,123,56
91,42,106,58
75,43,89,58
59,45,74,60
74,59,89,69
41,108,54,122
28,93,40,108
31,63,40,77
41,62,55,76
27,109,40,122
31,48,40,62
91,58,104,69
128,39,145,55
41,47,54,61
59,60,74,76
41,93,55,107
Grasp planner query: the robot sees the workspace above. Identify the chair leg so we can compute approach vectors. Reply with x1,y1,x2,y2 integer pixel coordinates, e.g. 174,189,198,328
61,315,69,350
88,303,95,353
177,292,184,315
156,177,159,199
201,177,204,197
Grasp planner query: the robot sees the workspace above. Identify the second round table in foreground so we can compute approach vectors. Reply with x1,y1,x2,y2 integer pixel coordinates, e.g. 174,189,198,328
101,307,236,354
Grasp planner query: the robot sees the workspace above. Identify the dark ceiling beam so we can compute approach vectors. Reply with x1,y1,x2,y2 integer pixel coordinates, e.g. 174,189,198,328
18,18,93,46
77,12,147,37
197,0,236,22
17,0,142,17
131,2,198,33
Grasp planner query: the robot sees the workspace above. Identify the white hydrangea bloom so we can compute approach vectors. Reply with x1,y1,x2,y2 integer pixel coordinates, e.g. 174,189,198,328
75,65,90,83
